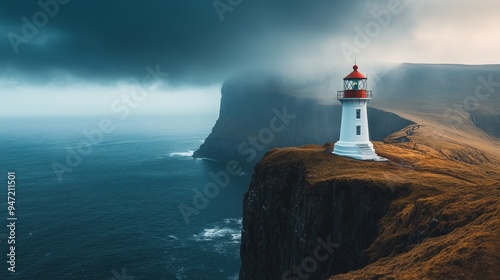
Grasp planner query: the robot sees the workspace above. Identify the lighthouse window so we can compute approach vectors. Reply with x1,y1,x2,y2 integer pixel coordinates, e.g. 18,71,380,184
356,109,361,119
356,125,361,136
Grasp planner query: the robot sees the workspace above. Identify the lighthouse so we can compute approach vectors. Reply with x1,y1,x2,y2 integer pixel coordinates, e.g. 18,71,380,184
333,64,384,161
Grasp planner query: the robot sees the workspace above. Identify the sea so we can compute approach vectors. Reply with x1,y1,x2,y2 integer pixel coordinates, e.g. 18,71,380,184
0,115,251,280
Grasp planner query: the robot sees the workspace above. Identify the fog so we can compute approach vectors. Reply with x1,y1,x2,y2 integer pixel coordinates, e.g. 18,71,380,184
0,83,221,117
0,0,498,117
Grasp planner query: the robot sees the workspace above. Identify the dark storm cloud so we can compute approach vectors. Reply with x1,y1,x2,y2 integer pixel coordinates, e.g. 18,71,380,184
0,0,386,86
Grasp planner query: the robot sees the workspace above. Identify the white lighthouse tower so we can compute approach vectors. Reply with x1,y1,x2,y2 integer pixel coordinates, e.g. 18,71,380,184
333,64,383,160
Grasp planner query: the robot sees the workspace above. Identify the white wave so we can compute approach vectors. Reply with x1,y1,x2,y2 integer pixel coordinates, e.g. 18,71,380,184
168,235,178,240
230,233,241,241
193,218,243,256
223,218,242,224
169,150,195,157
194,227,238,241
193,218,242,241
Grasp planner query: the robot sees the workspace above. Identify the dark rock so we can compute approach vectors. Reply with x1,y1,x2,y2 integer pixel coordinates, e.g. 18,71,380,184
239,164,400,280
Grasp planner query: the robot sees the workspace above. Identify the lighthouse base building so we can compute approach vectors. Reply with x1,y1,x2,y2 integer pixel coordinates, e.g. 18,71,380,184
333,64,386,161
333,101,379,160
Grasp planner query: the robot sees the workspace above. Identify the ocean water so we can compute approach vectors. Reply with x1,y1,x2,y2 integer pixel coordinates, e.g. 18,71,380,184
0,116,250,280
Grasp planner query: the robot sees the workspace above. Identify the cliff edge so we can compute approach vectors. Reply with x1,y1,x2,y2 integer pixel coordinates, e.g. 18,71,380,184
240,124,500,279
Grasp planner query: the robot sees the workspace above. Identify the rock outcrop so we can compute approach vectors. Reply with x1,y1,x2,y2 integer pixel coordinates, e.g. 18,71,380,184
240,163,403,279
239,125,500,279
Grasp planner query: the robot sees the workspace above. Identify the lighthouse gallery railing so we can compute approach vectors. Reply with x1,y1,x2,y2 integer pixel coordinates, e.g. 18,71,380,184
337,90,373,100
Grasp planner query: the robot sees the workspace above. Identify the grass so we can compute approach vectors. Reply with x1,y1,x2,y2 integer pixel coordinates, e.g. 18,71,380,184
257,123,500,279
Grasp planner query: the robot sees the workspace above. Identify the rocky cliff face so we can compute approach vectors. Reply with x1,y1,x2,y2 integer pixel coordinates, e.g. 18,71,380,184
193,75,413,166
240,164,402,279
239,125,500,279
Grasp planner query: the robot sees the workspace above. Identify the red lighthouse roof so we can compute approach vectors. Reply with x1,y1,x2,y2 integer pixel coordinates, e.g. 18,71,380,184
344,64,367,79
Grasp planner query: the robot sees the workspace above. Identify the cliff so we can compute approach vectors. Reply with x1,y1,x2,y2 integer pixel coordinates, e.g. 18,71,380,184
194,64,500,279
193,74,413,165
240,124,500,279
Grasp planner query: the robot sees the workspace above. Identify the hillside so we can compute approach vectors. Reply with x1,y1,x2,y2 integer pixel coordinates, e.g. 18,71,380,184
372,63,500,138
240,124,500,279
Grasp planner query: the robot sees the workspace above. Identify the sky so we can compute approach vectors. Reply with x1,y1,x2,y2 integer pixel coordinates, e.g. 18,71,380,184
1,0,499,117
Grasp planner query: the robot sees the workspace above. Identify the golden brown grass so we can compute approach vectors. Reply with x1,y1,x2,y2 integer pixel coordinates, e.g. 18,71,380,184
259,124,500,279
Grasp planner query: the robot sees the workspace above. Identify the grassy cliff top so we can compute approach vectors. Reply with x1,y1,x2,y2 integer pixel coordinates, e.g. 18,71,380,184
259,124,500,188
256,124,500,279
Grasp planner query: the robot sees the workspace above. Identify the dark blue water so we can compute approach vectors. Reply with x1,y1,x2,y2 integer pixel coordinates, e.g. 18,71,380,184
0,116,250,280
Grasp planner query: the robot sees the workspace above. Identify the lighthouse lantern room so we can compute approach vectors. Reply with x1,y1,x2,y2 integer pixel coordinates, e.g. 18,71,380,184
333,64,385,161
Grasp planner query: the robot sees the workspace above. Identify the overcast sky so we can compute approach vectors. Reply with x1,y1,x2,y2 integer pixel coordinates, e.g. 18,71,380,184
1,0,499,116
